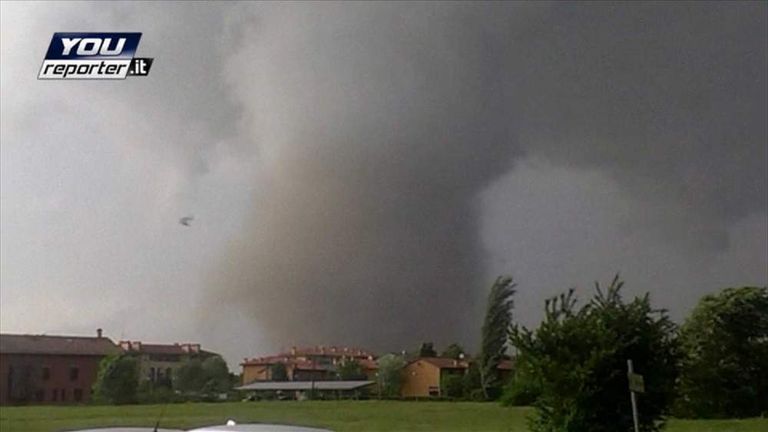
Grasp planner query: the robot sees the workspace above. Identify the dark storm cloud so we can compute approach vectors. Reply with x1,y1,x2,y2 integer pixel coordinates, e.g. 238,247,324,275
2,2,764,360
204,2,766,352
507,2,767,250
206,3,525,350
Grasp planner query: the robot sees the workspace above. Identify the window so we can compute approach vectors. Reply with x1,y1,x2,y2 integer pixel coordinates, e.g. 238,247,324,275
166,368,172,382
149,367,156,382
73,388,83,402
36,389,45,402
60,388,67,401
51,389,58,401
42,367,51,381
69,367,79,381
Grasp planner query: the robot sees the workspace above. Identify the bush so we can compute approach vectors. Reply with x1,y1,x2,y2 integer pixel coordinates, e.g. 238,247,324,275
462,362,483,400
501,366,541,406
440,374,464,399
510,276,679,432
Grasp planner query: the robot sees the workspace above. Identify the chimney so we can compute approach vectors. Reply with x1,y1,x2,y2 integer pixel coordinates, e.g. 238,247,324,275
96,328,103,338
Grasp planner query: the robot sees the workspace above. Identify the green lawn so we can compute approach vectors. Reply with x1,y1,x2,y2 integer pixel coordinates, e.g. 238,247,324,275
0,401,765,432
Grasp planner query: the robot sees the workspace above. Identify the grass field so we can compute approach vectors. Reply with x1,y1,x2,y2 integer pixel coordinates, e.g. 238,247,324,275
1,401,766,432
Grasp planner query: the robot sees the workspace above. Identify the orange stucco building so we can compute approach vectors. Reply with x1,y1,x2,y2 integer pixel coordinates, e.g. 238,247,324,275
241,345,377,384
400,357,514,398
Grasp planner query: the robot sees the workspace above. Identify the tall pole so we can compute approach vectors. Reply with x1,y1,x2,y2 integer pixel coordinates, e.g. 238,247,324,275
627,359,640,432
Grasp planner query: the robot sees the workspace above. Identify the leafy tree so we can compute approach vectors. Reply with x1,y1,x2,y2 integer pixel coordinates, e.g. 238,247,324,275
675,286,768,418
418,342,437,357
174,355,231,396
270,362,288,381
201,356,231,394
510,276,679,432
92,354,139,405
440,373,464,399
478,275,516,400
376,353,406,398
441,343,465,360
337,358,365,380
174,358,206,393
501,363,542,406
462,362,483,400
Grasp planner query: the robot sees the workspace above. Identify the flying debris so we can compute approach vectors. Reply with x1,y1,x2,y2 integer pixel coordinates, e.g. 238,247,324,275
179,216,194,226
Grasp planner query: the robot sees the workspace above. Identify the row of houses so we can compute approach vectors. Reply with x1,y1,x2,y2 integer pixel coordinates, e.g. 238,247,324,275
1,331,515,405
0,330,217,405
240,345,514,398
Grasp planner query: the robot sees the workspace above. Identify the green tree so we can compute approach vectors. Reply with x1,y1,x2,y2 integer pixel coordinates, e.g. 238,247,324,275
174,356,231,398
270,362,288,381
376,353,406,398
675,286,768,418
337,358,365,380
510,276,679,432
418,342,437,357
501,362,542,406
92,354,139,405
462,362,483,400
174,358,206,393
441,343,465,360
440,373,464,399
478,275,516,400
201,356,231,394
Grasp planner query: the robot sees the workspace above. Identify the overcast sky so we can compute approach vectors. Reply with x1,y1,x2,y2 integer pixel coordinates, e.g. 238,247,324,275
1,2,766,367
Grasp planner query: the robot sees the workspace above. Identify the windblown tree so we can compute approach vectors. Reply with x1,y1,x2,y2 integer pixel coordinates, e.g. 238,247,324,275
478,275,516,400
509,276,679,432
676,286,768,418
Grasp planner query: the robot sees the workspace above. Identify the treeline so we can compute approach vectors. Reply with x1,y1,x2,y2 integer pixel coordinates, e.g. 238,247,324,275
92,354,235,404
469,275,768,431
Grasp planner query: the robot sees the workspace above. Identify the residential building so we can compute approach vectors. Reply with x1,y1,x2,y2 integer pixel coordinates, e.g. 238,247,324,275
241,345,377,384
400,357,514,398
0,330,118,405
118,341,217,386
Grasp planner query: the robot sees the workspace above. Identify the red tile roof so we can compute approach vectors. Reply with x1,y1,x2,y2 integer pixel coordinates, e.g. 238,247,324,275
283,345,375,358
242,345,377,366
119,341,214,356
135,344,186,355
358,358,378,370
0,333,118,356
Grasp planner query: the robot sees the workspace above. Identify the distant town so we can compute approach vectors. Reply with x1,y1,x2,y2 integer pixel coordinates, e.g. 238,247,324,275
0,328,509,405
